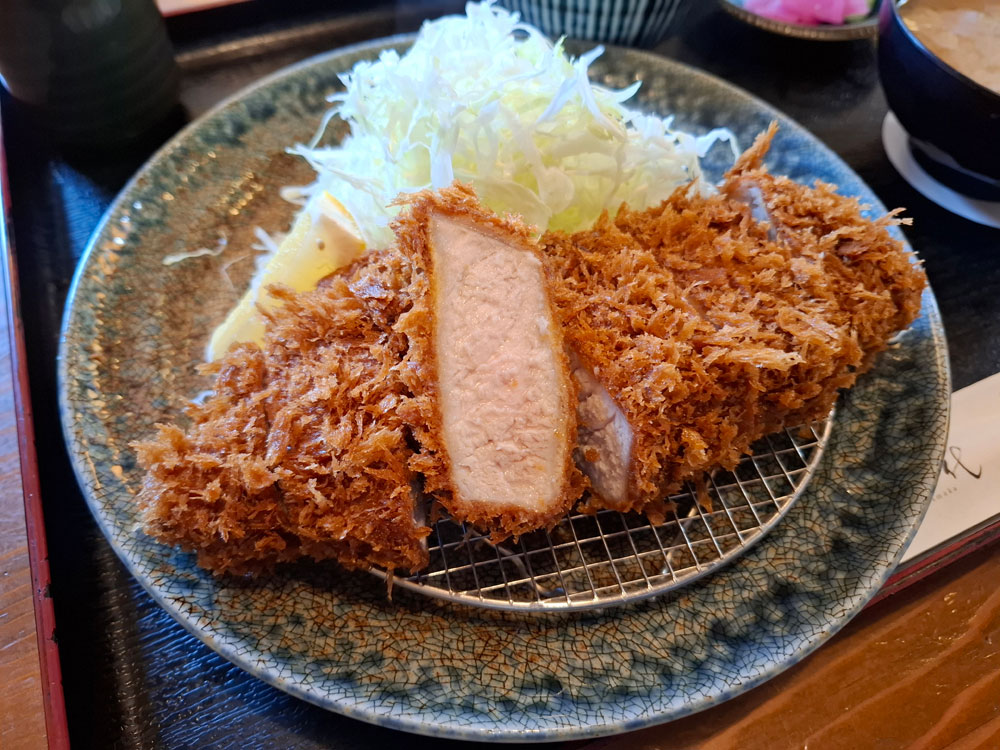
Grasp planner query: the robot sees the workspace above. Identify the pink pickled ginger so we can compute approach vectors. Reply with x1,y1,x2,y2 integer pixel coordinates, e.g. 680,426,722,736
744,0,871,25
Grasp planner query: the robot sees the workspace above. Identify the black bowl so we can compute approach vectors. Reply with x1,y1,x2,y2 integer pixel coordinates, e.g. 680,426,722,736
877,0,1000,199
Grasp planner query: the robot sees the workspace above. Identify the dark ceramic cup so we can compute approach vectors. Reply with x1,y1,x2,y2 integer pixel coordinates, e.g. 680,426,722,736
0,0,180,149
877,0,1000,199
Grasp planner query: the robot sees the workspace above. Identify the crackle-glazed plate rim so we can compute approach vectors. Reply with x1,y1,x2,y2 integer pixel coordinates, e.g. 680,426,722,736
58,36,950,743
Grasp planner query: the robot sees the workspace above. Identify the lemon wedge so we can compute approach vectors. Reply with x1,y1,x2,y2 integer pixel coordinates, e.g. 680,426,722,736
206,192,366,361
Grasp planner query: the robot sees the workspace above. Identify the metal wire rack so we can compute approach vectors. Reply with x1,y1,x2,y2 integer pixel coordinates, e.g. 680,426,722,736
374,414,834,612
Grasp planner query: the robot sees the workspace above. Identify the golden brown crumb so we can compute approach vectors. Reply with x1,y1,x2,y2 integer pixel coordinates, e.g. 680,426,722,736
133,249,430,575
542,124,926,518
133,185,585,572
134,129,926,574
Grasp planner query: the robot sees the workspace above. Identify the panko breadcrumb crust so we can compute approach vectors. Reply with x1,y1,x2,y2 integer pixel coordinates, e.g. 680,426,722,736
393,184,585,542
133,250,431,575
134,185,584,574
134,127,925,574
541,124,926,520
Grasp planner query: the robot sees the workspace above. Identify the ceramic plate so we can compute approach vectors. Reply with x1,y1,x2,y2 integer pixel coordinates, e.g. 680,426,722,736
720,0,881,41
58,37,949,742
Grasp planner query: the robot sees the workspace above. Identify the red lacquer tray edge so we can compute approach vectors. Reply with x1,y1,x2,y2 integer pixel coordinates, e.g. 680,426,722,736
0,104,72,750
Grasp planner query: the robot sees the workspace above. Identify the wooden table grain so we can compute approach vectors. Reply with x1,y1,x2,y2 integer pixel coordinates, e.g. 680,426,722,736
0,287,48,750
578,540,1000,750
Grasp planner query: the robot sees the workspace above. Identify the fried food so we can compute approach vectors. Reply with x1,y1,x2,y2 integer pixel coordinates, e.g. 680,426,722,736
394,185,584,541
136,127,927,574
542,124,926,520
134,249,430,575
135,185,583,572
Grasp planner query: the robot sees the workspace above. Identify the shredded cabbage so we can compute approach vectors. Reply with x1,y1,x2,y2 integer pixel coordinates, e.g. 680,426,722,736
162,235,227,266
289,0,736,250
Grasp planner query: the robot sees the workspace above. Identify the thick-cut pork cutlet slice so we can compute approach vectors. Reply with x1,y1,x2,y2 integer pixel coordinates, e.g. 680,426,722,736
542,126,926,519
134,250,430,575
395,185,584,540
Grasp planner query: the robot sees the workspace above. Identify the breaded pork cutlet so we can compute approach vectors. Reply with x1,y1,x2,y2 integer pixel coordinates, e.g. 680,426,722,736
135,185,583,573
396,185,584,541
542,124,926,520
134,249,431,575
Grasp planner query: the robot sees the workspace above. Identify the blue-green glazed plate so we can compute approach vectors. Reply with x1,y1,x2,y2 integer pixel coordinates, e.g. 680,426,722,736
58,37,949,742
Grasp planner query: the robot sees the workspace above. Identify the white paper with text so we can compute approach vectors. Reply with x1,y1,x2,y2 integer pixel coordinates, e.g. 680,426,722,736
901,371,1000,563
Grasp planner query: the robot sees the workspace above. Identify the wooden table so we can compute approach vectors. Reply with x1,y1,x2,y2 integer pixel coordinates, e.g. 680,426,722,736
1,119,67,749
581,543,1000,750
0,282,48,750
2,3,999,748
